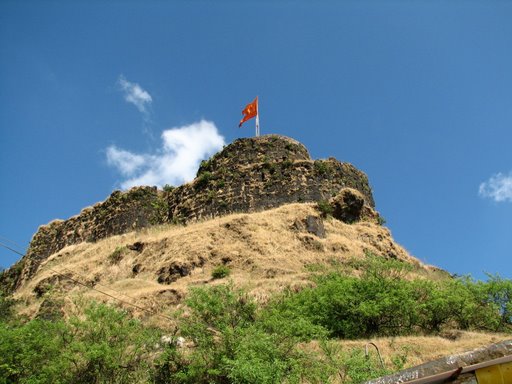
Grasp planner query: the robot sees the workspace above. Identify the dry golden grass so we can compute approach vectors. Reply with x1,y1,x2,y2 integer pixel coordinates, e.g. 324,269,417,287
15,203,425,313
306,332,512,383
333,331,511,368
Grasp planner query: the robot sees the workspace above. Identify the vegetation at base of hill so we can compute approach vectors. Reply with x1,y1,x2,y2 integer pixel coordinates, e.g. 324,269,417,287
1,255,512,383
0,299,160,384
154,283,335,383
274,255,512,338
0,292,16,322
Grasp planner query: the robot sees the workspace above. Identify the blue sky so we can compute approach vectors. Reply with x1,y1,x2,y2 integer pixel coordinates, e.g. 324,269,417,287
1,1,511,280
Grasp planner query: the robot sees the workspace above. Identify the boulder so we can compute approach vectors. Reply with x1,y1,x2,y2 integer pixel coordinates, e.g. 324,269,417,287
330,188,379,223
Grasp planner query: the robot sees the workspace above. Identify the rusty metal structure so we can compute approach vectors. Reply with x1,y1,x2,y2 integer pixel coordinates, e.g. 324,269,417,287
366,340,512,384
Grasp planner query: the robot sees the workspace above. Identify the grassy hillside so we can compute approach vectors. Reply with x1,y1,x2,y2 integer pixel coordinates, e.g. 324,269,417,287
2,202,511,383
11,202,429,320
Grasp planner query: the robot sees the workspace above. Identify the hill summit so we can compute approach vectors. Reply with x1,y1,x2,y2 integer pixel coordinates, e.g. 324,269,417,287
2,134,384,293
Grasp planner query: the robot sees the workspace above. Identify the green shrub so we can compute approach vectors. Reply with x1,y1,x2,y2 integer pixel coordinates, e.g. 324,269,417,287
155,283,331,383
197,158,213,177
65,302,160,383
282,159,293,168
108,246,127,265
317,200,333,217
377,215,386,225
262,161,276,173
3,259,511,384
150,197,169,224
0,301,161,384
481,273,512,331
0,318,70,383
211,265,230,279
332,345,406,383
163,184,174,193
276,273,419,338
271,256,512,338
195,171,213,189
314,160,330,175
206,190,217,202
0,292,16,323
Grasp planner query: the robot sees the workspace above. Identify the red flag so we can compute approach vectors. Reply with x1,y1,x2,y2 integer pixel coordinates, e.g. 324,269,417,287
239,97,258,127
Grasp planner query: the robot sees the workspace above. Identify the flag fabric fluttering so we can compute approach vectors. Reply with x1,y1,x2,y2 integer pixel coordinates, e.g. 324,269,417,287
239,97,258,128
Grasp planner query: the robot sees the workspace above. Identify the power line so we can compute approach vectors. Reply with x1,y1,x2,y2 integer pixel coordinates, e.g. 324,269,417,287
0,235,26,252
58,265,154,309
0,240,174,322
0,240,24,257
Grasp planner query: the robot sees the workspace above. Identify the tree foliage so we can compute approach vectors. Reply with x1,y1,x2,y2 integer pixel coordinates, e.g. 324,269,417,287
0,301,160,384
155,283,331,384
272,256,512,339
1,256,512,383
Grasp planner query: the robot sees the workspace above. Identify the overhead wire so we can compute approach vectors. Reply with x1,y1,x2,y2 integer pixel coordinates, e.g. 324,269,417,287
0,235,27,251
0,239,174,322
0,240,25,258
58,265,153,307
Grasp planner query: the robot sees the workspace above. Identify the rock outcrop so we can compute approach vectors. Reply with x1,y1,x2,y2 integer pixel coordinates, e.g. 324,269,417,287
330,188,379,224
1,134,378,292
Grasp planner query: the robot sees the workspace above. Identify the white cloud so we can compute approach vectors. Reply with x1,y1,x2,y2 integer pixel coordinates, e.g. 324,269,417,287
106,147,146,176
106,120,225,189
479,172,512,203
118,75,152,113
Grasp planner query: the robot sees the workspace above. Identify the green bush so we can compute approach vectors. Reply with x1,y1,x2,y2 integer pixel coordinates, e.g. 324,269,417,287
65,302,160,383
481,274,512,331
282,159,293,168
271,256,512,339
108,245,127,265
155,283,331,383
377,215,386,225
334,346,406,384
195,171,213,189
0,301,161,384
211,265,230,279
317,200,333,217
0,318,70,383
197,158,213,177
314,160,329,174
275,273,419,338
3,258,512,384
163,184,175,193
0,292,16,323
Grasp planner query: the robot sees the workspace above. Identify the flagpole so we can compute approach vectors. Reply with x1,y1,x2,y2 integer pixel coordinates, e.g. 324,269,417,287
256,96,260,137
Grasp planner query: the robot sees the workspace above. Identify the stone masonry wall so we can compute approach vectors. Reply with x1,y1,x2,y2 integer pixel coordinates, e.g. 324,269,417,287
168,135,374,222
2,187,167,292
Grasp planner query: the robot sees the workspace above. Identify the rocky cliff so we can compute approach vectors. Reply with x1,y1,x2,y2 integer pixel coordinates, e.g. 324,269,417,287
1,135,378,293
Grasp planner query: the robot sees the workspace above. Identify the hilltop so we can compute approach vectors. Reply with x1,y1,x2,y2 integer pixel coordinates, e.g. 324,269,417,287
2,134,425,313
1,134,382,294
